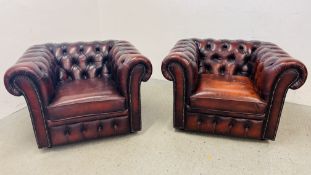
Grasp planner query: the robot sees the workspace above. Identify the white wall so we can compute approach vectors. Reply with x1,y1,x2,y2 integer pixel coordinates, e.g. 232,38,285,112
0,0,310,118
0,0,101,118
98,0,311,105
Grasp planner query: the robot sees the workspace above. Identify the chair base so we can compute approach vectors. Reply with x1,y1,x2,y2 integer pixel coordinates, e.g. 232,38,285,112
183,112,265,139
47,115,134,147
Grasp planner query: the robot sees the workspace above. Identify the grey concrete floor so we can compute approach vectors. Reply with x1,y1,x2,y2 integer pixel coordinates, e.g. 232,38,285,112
0,79,310,175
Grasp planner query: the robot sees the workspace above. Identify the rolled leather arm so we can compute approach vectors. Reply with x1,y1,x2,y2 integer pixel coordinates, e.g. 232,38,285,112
108,40,152,98
161,39,199,95
253,42,308,100
4,45,58,105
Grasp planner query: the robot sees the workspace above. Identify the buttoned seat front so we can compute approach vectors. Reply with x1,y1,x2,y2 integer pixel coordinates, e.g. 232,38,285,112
190,74,267,118
47,78,126,120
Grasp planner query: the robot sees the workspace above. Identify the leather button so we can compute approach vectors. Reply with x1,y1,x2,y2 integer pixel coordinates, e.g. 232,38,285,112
81,71,88,79
205,64,212,73
219,66,226,75
197,118,202,125
211,54,221,62
238,44,245,53
95,45,100,53
71,58,79,65
227,54,235,62
212,118,218,133
79,45,84,53
221,43,229,50
206,43,212,50
98,124,103,131
212,118,218,124
86,57,95,65
244,121,251,129
80,125,86,132
64,127,71,135
61,46,67,55
228,121,234,128
113,123,118,129
244,124,250,137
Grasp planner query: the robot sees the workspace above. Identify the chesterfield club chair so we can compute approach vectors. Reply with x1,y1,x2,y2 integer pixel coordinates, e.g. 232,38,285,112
162,39,307,140
4,40,152,148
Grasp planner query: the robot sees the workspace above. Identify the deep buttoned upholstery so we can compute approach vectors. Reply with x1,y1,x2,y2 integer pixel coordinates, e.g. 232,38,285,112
162,38,307,140
4,40,152,148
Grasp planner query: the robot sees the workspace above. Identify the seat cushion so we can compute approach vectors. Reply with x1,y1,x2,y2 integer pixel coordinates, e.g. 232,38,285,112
190,74,267,117
47,78,126,120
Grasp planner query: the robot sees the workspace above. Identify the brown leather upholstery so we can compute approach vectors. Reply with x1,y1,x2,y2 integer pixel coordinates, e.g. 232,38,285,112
4,40,152,148
197,39,259,76
47,78,126,120
162,38,307,140
54,42,111,81
190,74,267,117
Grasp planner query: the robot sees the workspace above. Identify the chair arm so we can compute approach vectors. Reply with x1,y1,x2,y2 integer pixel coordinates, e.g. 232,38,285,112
161,39,199,96
108,40,152,98
4,45,58,105
253,42,307,100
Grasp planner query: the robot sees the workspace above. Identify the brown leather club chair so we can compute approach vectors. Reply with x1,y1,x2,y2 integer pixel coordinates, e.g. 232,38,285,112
4,40,152,148
162,39,307,140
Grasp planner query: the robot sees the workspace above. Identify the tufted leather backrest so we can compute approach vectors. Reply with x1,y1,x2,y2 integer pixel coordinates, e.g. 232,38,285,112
47,41,114,82
195,39,261,77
